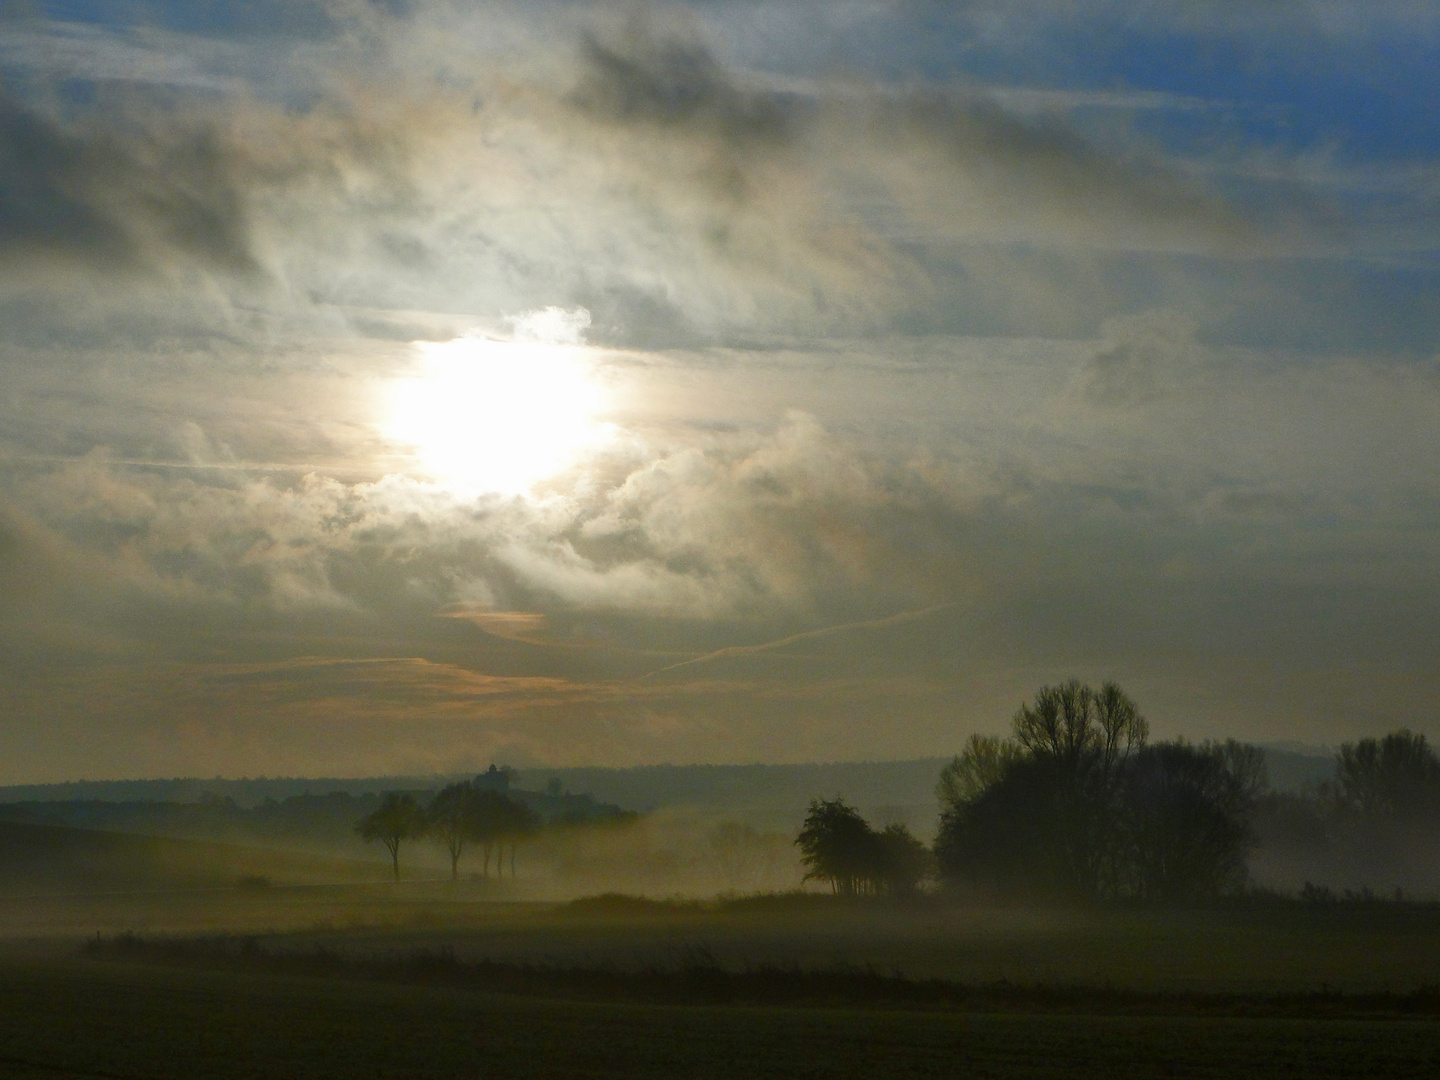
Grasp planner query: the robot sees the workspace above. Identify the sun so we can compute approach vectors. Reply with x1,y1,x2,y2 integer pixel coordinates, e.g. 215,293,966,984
384,335,609,494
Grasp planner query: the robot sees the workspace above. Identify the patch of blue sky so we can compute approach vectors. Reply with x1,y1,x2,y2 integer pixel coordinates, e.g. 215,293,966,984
30,0,339,40
715,6,1440,162
1227,260,1440,355
1103,31,1440,164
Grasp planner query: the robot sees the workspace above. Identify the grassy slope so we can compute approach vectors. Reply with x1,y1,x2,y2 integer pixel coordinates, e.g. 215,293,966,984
0,818,387,897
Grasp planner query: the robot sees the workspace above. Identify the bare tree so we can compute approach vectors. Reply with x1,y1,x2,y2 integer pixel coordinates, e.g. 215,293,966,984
493,795,542,879
427,782,482,881
1011,678,1147,780
356,792,425,882
938,734,1024,807
1336,730,1440,820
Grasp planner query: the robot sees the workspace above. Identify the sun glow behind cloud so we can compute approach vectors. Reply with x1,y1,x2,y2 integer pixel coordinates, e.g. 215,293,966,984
385,335,611,495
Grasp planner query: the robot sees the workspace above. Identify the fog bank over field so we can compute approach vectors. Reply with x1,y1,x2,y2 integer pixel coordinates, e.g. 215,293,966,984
15,744,1430,905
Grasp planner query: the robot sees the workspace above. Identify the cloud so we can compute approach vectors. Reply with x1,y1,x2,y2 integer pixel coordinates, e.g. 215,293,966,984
1,2,1438,777
441,606,549,640
0,503,74,617
0,5,1302,343
573,19,797,148
878,1,1440,42
855,91,1257,254
1079,310,1204,407
507,306,593,345
4,334,1440,778
0,88,259,279
9,323,1440,648
0,20,244,91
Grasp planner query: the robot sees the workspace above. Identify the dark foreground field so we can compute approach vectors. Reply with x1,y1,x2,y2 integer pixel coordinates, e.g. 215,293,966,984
2,946,1438,1080
3,890,1440,1078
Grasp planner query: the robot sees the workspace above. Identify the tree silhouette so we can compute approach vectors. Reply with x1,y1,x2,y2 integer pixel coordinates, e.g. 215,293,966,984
935,754,1077,897
935,681,1265,902
1118,740,1266,901
873,823,934,896
425,787,544,882
1007,679,1147,896
937,734,1024,808
355,792,424,882
494,794,542,879
796,797,873,895
427,782,484,880
471,790,503,879
1010,678,1148,777
796,800,933,896
1336,730,1440,820
468,789,536,879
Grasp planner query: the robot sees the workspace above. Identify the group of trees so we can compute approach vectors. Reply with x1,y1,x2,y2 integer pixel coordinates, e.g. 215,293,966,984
356,780,541,882
798,680,1273,905
1333,730,1440,821
1255,728,1440,896
795,799,933,896
934,680,1266,901
354,700,1440,901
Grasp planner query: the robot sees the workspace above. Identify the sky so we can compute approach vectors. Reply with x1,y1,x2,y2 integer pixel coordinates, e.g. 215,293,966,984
1,0,1438,783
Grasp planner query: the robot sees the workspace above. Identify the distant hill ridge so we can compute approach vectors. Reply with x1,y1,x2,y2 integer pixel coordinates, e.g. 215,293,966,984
0,749,1336,833
0,818,381,897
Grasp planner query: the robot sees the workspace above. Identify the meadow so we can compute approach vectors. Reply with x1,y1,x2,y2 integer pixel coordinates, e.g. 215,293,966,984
3,881,1440,1079
4,948,1438,1080
4,776,1440,1079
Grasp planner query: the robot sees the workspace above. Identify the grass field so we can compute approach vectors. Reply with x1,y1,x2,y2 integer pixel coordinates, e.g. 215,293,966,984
2,887,1440,1077
8,891,1440,992
2,943,1438,1080
0,819,388,897
4,817,1440,1080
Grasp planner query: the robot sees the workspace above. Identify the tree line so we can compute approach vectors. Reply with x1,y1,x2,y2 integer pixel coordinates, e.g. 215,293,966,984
932,680,1265,901
794,800,933,896
1255,727,1440,897
356,778,541,882
800,680,1440,904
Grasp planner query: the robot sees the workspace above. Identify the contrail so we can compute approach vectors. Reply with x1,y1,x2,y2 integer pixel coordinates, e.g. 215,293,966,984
637,602,958,680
